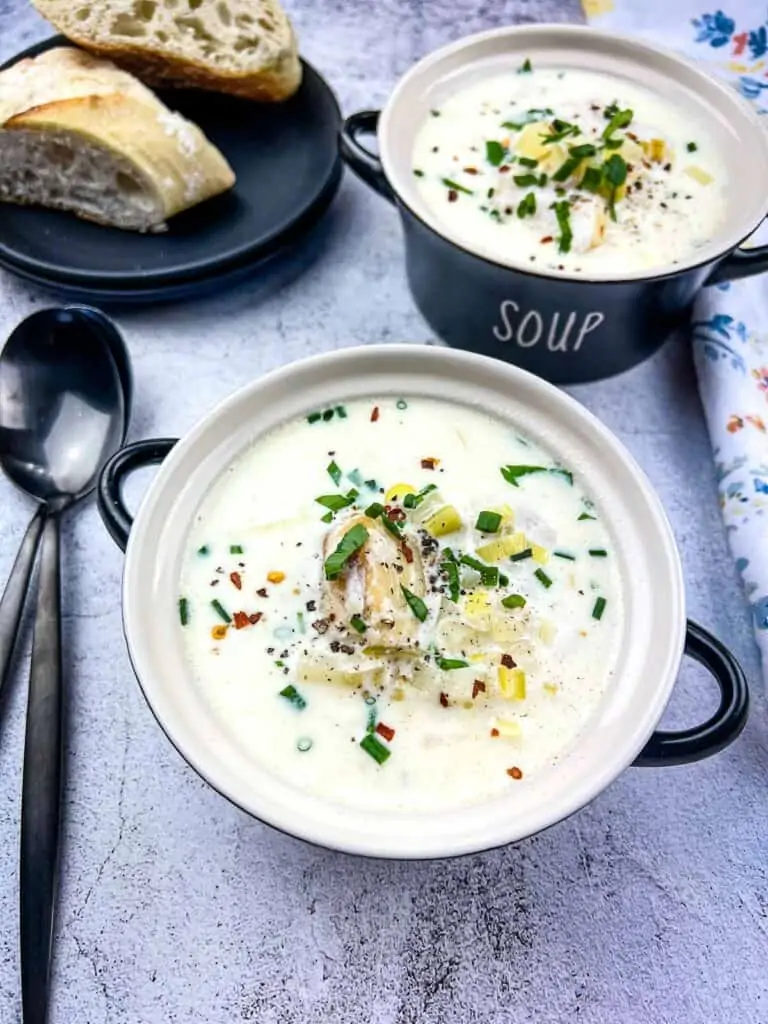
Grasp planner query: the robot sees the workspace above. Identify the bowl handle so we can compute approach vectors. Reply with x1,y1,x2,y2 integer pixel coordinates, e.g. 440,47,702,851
339,111,395,204
633,620,749,767
97,439,177,553
707,240,768,283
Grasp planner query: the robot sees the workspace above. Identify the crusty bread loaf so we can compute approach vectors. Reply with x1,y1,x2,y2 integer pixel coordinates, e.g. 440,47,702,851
31,0,302,103
0,47,235,232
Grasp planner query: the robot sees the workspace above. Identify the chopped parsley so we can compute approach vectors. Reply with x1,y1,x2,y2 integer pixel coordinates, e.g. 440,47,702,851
327,460,342,486
486,140,506,166
602,107,633,140
518,58,533,73
501,594,526,609
513,173,540,188
517,192,537,218
401,585,428,622
552,200,573,254
437,657,469,670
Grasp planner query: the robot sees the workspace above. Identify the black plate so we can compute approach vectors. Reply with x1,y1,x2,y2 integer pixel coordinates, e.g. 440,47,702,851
0,36,342,291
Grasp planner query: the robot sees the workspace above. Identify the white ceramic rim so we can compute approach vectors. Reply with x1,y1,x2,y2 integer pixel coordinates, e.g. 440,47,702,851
121,345,686,859
377,24,768,283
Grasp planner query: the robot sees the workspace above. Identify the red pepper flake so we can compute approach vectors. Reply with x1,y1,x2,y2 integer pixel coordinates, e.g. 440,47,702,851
233,611,250,630
501,653,516,669
230,571,242,590
385,506,406,523
472,680,486,699
498,165,510,174
463,166,479,175
375,722,395,742
439,692,449,708
540,236,554,244
256,588,268,598
490,728,500,738
507,766,524,780
421,457,439,470
371,406,380,422
248,613,262,624
447,189,458,203
401,542,414,564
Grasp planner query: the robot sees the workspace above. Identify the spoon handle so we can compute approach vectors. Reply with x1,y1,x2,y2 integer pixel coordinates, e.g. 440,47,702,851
0,506,47,698
20,514,62,1024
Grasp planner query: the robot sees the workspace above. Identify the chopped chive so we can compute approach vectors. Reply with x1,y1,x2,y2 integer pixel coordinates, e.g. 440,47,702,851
589,549,608,557
578,512,596,521
440,557,460,602
365,501,385,518
230,544,243,554
381,515,403,539
401,585,428,622
486,140,506,166
315,490,358,513
498,572,509,586
534,568,553,588
437,657,469,670
321,511,333,524
552,156,582,182
327,460,342,486
686,141,698,153
347,468,364,487
211,599,231,623
459,554,498,587
275,660,284,668
297,611,305,633
364,694,376,706
279,685,307,710
322,409,334,421
396,399,408,410
442,177,474,195
297,737,313,752
336,406,347,419
360,733,391,764
517,191,536,218
475,510,502,533
350,614,367,634
197,545,209,556
431,109,441,117
365,701,377,733
413,168,425,177
518,58,532,73
513,173,540,188
510,548,533,562
592,596,607,620
307,411,322,424
178,597,189,626
518,156,539,168
364,478,378,490
603,137,623,150
554,551,575,560
501,465,573,487
501,593,526,609
552,200,573,254
570,143,597,159
324,524,369,580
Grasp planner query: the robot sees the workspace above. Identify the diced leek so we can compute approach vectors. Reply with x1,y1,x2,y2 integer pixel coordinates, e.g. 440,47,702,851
641,138,668,163
515,123,564,171
385,482,416,503
477,531,527,562
424,505,463,537
531,543,549,565
462,591,493,631
495,717,522,739
543,682,559,696
491,503,515,527
491,614,528,644
539,620,557,645
684,165,713,185
498,666,526,700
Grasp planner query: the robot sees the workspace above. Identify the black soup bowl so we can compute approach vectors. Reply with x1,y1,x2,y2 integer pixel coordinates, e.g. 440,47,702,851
340,25,768,384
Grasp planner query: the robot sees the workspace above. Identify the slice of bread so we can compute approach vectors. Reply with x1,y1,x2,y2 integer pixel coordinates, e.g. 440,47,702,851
31,0,302,103
0,47,236,232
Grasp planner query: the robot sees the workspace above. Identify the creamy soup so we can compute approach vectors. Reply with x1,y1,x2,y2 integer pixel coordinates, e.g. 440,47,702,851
178,398,622,813
411,62,727,275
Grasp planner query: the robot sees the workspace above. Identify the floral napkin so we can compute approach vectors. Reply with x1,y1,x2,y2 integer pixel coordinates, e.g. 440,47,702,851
582,0,768,679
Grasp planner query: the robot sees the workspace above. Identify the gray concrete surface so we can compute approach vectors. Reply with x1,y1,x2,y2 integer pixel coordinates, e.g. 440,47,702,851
0,2,766,1022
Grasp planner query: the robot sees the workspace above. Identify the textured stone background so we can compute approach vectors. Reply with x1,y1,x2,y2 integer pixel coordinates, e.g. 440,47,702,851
0,2,767,1022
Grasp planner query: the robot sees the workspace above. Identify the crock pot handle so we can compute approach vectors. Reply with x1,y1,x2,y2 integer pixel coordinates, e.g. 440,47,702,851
708,242,768,284
633,619,749,767
339,111,395,204
97,439,177,553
